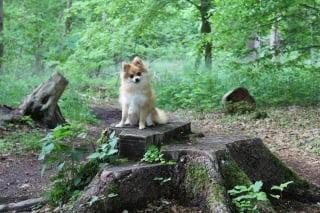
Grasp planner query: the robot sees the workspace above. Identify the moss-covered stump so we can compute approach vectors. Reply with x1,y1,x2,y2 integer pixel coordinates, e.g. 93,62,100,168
70,136,320,213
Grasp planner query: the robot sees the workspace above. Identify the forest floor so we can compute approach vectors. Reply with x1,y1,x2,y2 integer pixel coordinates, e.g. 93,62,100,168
0,104,320,212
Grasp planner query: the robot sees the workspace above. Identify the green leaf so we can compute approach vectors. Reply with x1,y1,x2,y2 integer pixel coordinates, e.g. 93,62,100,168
40,164,47,177
87,196,99,206
270,194,280,199
87,152,100,159
73,176,82,186
38,143,54,160
256,192,267,201
57,161,66,173
107,193,118,198
252,180,263,192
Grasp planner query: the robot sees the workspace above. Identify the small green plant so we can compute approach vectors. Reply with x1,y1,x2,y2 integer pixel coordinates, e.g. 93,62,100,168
87,130,118,169
87,195,106,206
39,126,119,206
270,181,294,200
141,145,165,164
154,176,172,185
38,124,87,205
228,181,267,213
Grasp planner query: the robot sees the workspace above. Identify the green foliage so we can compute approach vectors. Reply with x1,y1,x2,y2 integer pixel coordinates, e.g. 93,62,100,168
228,180,294,212
2,0,320,119
228,181,267,213
87,195,106,206
87,130,118,169
141,145,165,164
0,130,41,154
270,181,294,200
39,126,119,206
38,124,88,205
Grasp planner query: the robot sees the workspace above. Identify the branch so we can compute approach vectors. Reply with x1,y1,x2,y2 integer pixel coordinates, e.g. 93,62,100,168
300,3,320,11
185,0,200,10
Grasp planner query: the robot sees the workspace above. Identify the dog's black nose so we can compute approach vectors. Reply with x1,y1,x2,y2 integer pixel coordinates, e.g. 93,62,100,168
135,79,140,83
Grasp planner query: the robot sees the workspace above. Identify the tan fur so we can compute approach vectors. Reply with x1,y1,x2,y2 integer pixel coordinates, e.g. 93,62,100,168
115,57,168,129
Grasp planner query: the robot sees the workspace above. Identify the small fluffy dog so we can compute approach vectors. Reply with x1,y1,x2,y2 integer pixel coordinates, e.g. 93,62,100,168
115,57,168,129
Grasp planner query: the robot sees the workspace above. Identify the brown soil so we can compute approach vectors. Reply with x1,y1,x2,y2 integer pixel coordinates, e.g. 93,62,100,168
1,105,320,212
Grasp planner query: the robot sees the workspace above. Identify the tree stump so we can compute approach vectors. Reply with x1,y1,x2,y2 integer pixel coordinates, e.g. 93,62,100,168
0,71,68,128
18,71,68,128
69,135,320,213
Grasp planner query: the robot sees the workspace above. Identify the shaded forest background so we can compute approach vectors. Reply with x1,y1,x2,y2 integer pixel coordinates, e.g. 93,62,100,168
1,0,320,123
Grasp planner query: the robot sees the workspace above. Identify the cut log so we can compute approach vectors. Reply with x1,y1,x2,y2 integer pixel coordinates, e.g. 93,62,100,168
69,135,320,213
18,71,68,128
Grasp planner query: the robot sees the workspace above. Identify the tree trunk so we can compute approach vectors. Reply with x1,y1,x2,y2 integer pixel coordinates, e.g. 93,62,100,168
270,21,280,61
201,16,212,69
18,71,68,128
186,0,213,70
64,0,72,35
0,0,3,72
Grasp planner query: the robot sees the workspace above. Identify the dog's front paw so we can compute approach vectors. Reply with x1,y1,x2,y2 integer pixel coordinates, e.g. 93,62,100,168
138,124,146,130
115,123,124,128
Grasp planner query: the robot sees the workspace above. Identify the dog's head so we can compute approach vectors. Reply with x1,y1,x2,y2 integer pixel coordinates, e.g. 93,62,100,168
121,57,148,84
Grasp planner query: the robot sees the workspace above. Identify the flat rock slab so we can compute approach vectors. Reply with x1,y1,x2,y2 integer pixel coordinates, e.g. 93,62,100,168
109,121,191,160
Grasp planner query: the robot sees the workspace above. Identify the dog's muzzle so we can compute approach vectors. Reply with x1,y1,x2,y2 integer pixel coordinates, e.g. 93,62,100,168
133,77,140,83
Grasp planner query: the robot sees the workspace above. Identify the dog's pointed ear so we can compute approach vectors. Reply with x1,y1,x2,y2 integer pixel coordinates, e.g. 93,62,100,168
132,56,143,66
121,62,130,72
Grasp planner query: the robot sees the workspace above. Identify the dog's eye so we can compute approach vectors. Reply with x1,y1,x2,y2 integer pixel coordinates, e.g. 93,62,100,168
129,74,134,78
136,72,141,76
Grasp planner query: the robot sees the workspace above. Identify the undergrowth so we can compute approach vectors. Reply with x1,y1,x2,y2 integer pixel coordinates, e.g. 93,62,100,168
38,125,118,206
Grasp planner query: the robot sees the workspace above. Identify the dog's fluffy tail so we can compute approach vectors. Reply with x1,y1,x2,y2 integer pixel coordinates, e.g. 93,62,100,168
152,108,168,124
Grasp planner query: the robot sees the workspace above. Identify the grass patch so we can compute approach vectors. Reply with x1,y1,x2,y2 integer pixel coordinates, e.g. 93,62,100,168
0,129,42,154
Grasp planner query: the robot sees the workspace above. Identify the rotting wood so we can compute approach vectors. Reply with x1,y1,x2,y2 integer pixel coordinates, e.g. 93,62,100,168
0,71,68,128
0,197,47,212
19,71,68,128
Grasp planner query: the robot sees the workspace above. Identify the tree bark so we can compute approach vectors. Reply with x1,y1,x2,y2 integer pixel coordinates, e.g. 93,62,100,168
186,0,213,70
18,71,68,128
64,0,72,35
0,0,3,72
270,20,280,61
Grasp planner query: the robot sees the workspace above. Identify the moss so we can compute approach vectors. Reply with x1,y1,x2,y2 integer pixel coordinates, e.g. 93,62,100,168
185,161,227,210
208,182,226,204
185,161,209,193
269,152,309,187
222,158,252,189
217,151,274,212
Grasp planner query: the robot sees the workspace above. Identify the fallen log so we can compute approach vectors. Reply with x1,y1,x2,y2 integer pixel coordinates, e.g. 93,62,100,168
0,71,68,128
0,197,47,212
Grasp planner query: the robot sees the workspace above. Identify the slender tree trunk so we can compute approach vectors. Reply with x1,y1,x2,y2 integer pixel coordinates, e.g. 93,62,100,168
0,0,3,72
270,16,280,61
64,0,72,35
186,0,213,70
201,15,212,69
34,27,44,73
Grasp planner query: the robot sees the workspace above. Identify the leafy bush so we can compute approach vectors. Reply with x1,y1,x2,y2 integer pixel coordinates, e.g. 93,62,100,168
39,125,119,206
